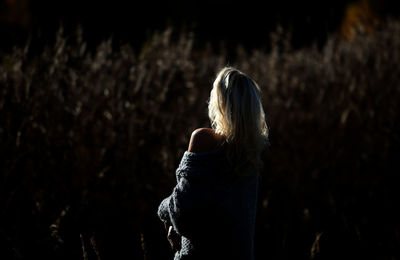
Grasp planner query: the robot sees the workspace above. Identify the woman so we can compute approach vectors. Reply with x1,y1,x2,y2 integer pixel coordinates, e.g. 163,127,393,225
158,67,269,260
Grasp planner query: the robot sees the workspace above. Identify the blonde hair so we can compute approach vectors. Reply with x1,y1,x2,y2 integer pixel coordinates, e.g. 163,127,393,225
208,67,269,175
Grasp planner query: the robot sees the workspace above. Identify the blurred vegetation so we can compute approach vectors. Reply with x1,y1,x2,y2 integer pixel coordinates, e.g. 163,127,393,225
1,18,400,260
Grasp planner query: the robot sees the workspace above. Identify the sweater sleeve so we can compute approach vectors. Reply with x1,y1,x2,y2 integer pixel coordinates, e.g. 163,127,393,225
158,175,208,237
171,175,208,236
157,150,224,236
157,196,171,225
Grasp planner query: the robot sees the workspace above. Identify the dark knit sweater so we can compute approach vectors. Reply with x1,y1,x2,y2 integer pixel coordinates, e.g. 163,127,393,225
157,149,259,260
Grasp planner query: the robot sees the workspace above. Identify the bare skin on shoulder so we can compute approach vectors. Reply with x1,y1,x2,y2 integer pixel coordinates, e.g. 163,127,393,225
188,128,226,153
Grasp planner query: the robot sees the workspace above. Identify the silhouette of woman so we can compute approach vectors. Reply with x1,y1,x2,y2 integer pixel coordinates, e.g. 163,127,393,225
158,67,269,260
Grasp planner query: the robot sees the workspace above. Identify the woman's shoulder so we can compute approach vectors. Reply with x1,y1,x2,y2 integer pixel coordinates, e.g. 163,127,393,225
187,128,226,153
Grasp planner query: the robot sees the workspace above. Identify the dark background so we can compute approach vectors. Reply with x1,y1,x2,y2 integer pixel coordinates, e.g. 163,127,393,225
1,0,399,53
1,1,400,260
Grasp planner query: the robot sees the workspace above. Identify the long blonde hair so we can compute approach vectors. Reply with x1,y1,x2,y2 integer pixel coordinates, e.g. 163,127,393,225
208,67,269,175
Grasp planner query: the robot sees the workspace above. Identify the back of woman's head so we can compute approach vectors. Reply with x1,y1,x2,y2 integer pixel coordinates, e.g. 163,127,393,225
208,67,269,175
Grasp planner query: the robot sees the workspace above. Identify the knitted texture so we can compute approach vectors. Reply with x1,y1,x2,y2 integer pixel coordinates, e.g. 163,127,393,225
158,149,259,260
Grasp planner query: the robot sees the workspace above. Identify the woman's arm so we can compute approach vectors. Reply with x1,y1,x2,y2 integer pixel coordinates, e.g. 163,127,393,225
158,174,209,238
158,197,182,251
158,128,222,238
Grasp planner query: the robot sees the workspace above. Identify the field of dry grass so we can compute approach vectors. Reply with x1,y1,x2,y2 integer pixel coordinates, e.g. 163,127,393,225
1,19,399,259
